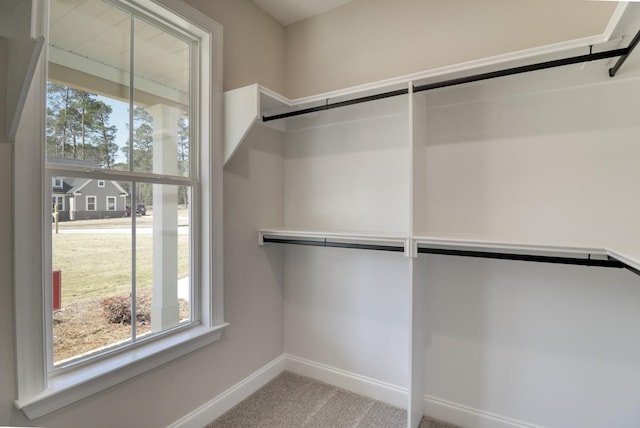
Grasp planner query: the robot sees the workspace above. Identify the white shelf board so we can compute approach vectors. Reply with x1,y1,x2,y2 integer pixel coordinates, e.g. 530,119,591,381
258,228,410,255
414,234,640,274
605,242,640,274
224,84,291,166
413,233,606,258
258,230,640,271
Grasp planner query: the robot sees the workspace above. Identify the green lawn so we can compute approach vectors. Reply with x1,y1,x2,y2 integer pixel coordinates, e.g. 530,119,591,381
52,233,190,306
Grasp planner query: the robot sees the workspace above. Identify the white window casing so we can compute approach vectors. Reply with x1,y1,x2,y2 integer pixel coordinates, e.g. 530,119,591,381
86,195,96,211
106,196,116,211
12,0,226,419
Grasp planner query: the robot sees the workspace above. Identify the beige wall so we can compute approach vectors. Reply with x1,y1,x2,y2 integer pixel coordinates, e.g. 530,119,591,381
284,0,616,98
0,145,15,424
184,0,286,93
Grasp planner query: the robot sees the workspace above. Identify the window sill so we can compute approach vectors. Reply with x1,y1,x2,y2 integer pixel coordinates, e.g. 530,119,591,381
15,322,229,420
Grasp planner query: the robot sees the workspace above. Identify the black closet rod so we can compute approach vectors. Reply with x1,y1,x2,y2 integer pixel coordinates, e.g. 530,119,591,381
262,237,405,253
413,47,629,93
262,88,408,122
609,29,640,77
419,247,625,269
262,29,640,123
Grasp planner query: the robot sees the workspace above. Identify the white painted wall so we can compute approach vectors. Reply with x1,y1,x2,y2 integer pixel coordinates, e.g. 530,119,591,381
284,95,410,233
280,93,412,398
284,246,411,389
422,256,640,427
417,59,640,245
415,51,640,427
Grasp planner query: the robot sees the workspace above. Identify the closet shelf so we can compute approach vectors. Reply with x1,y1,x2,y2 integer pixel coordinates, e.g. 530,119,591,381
415,235,640,276
258,229,640,275
258,228,410,255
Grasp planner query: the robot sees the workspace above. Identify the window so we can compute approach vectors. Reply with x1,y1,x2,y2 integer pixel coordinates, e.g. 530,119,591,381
86,196,97,211
97,180,105,188
52,196,64,212
13,0,224,419
106,196,116,211
52,177,62,188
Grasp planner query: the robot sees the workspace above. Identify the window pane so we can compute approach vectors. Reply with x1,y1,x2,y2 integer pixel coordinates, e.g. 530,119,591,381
133,18,191,177
135,184,191,337
48,0,131,169
52,178,133,365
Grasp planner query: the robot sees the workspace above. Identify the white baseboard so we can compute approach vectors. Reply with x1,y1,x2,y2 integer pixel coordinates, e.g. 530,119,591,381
283,353,408,410
167,355,286,428
423,395,544,428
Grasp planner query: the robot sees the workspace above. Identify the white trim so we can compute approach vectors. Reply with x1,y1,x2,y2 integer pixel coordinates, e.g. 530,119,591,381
283,354,408,410
423,395,544,428
97,180,105,188
168,355,286,428
85,195,96,211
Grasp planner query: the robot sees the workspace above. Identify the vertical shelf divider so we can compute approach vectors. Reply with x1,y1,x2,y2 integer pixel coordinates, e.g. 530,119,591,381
407,81,425,428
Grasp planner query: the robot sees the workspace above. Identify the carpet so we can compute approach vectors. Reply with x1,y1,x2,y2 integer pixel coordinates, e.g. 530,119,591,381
207,372,461,428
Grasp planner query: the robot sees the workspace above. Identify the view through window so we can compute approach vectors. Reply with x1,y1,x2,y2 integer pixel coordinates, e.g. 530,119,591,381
48,0,195,365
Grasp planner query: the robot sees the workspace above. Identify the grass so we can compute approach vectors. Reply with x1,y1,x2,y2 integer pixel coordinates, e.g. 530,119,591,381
51,213,191,363
52,232,190,306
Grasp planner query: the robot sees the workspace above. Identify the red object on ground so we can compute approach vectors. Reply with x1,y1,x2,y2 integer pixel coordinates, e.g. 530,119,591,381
53,270,61,310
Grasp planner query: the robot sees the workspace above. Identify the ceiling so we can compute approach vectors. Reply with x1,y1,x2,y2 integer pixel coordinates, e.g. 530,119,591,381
252,0,357,26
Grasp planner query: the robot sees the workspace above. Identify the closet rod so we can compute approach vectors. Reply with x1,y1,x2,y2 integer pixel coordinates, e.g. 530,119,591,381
609,29,640,77
262,30,640,123
413,47,629,93
262,237,405,253
608,256,640,277
262,88,408,122
418,247,625,269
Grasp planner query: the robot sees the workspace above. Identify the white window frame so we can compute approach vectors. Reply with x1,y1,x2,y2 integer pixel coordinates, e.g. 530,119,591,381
106,196,116,211
13,0,225,419
52,195,64,212
52,177,62,188
97,179,105,188
86,195,97,211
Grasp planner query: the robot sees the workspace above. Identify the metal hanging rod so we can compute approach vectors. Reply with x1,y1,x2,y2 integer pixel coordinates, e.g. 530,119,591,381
262,237,640,276
418,247,626,269
262,29,640,123
262,88,408,122
609,29,640,77
608,256,640,277
262,237,405,253
413,47,629,93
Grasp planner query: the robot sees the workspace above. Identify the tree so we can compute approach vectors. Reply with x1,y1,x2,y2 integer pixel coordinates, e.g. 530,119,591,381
122,106,154,205
93,101,118,168
177,117,189,207
46,82,119,167
47,82,77,159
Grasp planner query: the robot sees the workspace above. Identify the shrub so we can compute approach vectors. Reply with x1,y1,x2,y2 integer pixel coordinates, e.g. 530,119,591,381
101,294,151,325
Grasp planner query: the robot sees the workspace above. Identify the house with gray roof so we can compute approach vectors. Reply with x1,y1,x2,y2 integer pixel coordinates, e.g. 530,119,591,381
52,177,128,221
